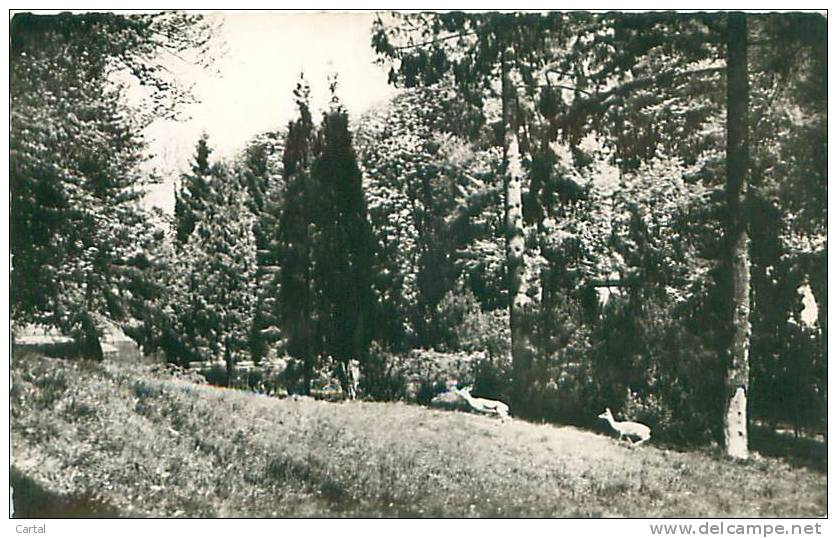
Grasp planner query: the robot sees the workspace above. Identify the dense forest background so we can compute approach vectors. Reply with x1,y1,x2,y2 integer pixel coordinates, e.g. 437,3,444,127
10,11,826,456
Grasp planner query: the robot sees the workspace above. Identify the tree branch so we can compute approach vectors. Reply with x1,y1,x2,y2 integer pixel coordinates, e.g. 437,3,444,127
538,60,577,80
596,66,726,105
589,278,639,288
545,67,577,79
539,63,722,100
157,44,190,65
392,30,477,51
547,83,594,96
516,81,593,96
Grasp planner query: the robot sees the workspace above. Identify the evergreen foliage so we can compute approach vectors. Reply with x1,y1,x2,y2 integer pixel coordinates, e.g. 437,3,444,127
9,11,826,451
276,77,376,391
10,12,214,357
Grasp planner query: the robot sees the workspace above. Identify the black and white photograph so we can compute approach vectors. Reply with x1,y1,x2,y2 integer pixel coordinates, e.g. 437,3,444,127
6,4,828,526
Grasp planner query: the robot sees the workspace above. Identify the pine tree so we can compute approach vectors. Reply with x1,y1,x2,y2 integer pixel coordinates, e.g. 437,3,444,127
276,77,376,391
722,12,751,459
277,76,320,391
10,12,216,356
311,90,376,367
175,133,214,243
235,132,286,364
168,164,258,375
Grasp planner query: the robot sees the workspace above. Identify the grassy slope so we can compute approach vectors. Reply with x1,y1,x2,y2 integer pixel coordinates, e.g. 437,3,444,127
11,353,826,517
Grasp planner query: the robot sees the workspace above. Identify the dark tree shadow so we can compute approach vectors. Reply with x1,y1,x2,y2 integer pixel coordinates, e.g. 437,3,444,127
11,467,121,518
749,426,827,473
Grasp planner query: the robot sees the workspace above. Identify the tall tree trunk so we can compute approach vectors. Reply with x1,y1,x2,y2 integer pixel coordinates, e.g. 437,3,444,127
502,47,533,413
224,337,235,388
80,275,103,361
724,12,751,460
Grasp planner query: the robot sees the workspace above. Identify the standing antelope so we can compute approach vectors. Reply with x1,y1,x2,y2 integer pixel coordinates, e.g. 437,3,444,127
598,408,651,445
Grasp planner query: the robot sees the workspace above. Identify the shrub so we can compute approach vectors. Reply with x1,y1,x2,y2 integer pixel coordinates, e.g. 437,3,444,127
435,288,510,358
645,325,723,445
362,341,407,401
415,380,438,405
243,369,264,391
588,291,724,444
200,363,229,387
362,342,484,403
499,285,726,443
527,361,597,427
149,363,207,385
503,293,596,424
471,354,511,402
622,390,671,430
277,357,307,394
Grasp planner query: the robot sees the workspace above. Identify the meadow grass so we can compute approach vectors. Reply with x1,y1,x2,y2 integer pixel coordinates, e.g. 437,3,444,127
11,352,826,517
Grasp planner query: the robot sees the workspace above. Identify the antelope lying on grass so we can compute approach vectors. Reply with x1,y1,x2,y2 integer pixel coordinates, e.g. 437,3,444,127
598,408,651,445
459,386,509,420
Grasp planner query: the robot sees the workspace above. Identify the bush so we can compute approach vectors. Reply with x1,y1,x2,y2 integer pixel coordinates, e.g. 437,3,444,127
502,293,596,424
435,287,510,358
471,354,511,402
362,341,407,401
400,349,476,402
149,363,207,385
362,342,484,403
200,363,229,387
529,361,598,427
416,380,441,406
587,291,724,444
276,357,306,394
622,389,672,433
494,286,726,443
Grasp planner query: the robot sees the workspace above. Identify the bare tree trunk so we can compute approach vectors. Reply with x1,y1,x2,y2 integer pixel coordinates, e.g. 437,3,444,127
502,47,533,412
224,337,235,388
79,275,103,361
724,12,751,460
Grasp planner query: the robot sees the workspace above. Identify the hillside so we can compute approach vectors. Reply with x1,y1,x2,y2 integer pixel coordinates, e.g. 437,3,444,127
11,353,826,518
